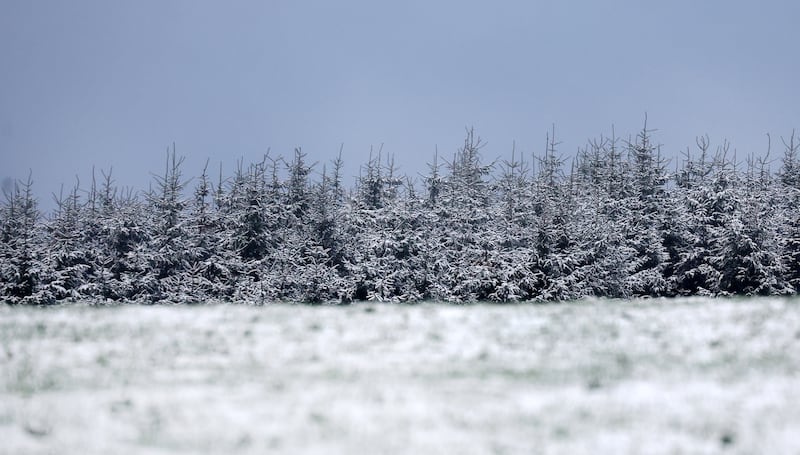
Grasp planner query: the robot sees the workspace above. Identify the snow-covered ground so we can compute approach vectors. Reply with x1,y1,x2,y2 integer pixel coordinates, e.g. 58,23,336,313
1,298,799,454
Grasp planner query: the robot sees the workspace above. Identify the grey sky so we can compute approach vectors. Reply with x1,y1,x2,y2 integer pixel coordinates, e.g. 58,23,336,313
2,0,799,209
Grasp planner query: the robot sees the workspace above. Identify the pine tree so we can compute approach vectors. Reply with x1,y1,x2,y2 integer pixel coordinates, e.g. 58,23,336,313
138,147,192,301
670,139,733,295
43,180,91,301
303,153,352,301
778,132,800,290
531,128,583,300
180,161,231,300
0,174,49,303
488,142,536,301
623,119,669,296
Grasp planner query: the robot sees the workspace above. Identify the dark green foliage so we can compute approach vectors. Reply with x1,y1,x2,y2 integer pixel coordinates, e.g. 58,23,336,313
0,174,43,303
2,125,799,304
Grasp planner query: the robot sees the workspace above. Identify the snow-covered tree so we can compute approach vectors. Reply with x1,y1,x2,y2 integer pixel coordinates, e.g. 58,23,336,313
623,121,670,296
0,174,46,303
3,124,800,304
777,132,800,291
141,148,192,301
530,128,583,300
42,180,91,301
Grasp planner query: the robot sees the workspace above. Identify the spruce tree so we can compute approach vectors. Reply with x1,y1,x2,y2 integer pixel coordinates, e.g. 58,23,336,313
0,174,45,303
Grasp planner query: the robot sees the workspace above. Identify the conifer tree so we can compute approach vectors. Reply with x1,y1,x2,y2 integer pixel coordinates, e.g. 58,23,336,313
0,174,45,303
624,119,669,296
43,180,90,301
778,132,800,290
142,147,191,301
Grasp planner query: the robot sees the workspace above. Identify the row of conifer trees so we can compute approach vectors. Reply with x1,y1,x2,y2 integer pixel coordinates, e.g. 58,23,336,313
2,124,800,304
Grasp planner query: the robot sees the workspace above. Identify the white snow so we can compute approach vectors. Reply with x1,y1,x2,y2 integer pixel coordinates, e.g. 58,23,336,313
1,298,800,454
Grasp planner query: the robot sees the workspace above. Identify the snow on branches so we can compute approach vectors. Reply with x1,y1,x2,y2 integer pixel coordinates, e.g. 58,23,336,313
2,126,799,304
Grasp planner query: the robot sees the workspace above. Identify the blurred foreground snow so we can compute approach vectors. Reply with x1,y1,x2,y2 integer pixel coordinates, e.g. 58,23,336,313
1,298,800,454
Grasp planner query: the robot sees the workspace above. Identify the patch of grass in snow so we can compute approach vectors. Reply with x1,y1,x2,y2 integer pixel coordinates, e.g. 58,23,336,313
3,352,62,395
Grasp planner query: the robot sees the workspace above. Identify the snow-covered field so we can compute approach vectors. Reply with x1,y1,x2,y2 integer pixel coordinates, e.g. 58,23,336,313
1,298,799,454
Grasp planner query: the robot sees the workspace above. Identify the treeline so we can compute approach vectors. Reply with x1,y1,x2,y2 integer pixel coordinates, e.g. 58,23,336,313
2,124,800,304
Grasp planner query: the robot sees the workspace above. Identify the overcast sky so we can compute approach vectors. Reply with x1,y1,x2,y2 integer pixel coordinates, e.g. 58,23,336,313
2,0,799,209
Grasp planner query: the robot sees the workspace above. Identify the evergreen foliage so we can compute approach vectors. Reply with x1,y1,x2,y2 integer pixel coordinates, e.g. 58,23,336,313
2,124,799,304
